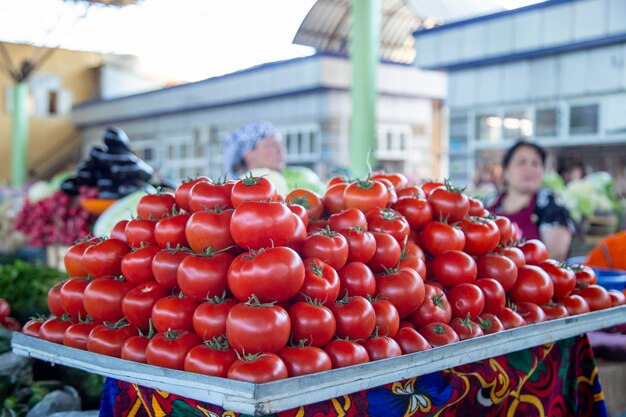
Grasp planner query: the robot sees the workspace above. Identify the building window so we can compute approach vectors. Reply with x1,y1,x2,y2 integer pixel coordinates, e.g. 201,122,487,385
283,125,321,163
536,108,559,137
503,111,532,140
475,114,502,142
570,104,599,135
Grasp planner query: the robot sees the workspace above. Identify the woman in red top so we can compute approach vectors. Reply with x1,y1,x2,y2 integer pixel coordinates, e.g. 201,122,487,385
489,140,574,261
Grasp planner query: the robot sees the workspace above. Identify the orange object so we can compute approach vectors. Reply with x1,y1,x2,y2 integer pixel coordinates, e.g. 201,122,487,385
79,198,116,215
585,231,626,270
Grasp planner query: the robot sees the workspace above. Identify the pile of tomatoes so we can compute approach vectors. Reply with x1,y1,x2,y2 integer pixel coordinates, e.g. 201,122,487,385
21,174,626,383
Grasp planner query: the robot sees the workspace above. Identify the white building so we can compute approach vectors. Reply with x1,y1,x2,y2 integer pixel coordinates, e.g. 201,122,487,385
72,54,446,183
412,0,626,188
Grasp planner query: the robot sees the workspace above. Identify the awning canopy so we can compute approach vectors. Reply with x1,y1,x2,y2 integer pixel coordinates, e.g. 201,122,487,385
293,0,504,64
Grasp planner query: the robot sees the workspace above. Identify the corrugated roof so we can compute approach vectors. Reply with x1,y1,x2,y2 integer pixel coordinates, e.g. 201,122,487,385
293,0,504,63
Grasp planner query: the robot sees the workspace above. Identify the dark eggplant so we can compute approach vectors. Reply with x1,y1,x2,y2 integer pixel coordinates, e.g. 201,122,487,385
90,148,139,165
103,127,132,152
60,178,80,195
110,160,154,182
97,190,122,199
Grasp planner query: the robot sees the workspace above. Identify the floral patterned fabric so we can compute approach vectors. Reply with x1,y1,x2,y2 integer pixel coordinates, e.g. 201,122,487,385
100,335,607,417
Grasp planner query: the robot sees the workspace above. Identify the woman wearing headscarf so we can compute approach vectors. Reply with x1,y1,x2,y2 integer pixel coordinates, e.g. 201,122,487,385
223,121,289,195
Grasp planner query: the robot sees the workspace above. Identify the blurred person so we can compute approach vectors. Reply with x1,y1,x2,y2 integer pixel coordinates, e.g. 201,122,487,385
488,140,574,261
223,121,289,194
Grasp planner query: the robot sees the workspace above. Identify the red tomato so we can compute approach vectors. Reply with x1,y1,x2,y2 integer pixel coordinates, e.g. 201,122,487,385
151,247,190,290
575,285,612,311
331,295,376,340
185,208,235,253
608,289,626,306
64,239,97,278
22,318,44,337
399,247,427,278
370,298,400,337
468,197,488,217
391,197,433,231
188,180,235,212
459,217,500,256
371,172,409,190
230,201,297,250
324,339,370,368
120,245,160,286
366,208,410,246
121,335,151,363
420,180,445,197
427,183,469,223
476,253,518,292
573,264,598,286
288,301,336,347
367,232,402,273
47,281,66,317
539,261,576,299
286,203,309,229
87,321,137,357
496,307,526,329
124,218,157,248
0,316,21,332
446,283,485,319
496,307,526,330
278,345,333,377
39,317,73,344
227,352,288,382
540,302,570,320
154,212,190,249
514,302,547,324
228,247,304,303
286,213,307,253
226,298,291,353
337,262,377,298
184,337,238,377
151,294,198,333
83,277,133,323
323,183,348,215
409,284,452,328
192,295,237,341
83,239,131,278
519,239,549,265
285,189,324,220
375,267,425,318
122,281,168,330
294,258,341,305
420,221,465,256
477,313,505,335
63,321,99,350
338,227,377,264
110,220,128,242
474,278,506,314
559,294,590,316
343,179,389,213
301,228,349,270
175,176,211,212
393,327,432,354
59,278,91,319
508,265,554,305
450,315,484,340
418,322,460,347
494,216,514,245
362,336,403,360
137,192,176,220
145,329,201,370
328,208,367,231
177,251,233,302
431,250,477,288
495,246,526,268
230,175,277,207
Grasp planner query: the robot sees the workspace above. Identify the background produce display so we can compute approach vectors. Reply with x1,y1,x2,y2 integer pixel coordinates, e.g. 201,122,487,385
19,173,626,384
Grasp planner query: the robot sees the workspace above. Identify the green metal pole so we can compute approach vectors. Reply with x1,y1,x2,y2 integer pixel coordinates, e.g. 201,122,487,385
350,0,380,178
11,82,29,188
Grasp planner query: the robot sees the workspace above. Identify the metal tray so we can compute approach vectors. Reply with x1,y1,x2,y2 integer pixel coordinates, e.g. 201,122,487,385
12,305,626,416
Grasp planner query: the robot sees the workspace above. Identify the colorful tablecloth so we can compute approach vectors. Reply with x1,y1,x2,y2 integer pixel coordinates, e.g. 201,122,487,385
100,334,607,417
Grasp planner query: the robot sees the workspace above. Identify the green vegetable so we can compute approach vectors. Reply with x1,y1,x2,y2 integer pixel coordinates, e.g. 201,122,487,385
282,166,326,195
0,260,67,323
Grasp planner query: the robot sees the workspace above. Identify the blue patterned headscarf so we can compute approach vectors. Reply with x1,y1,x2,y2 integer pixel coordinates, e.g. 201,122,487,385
223,121,279,179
